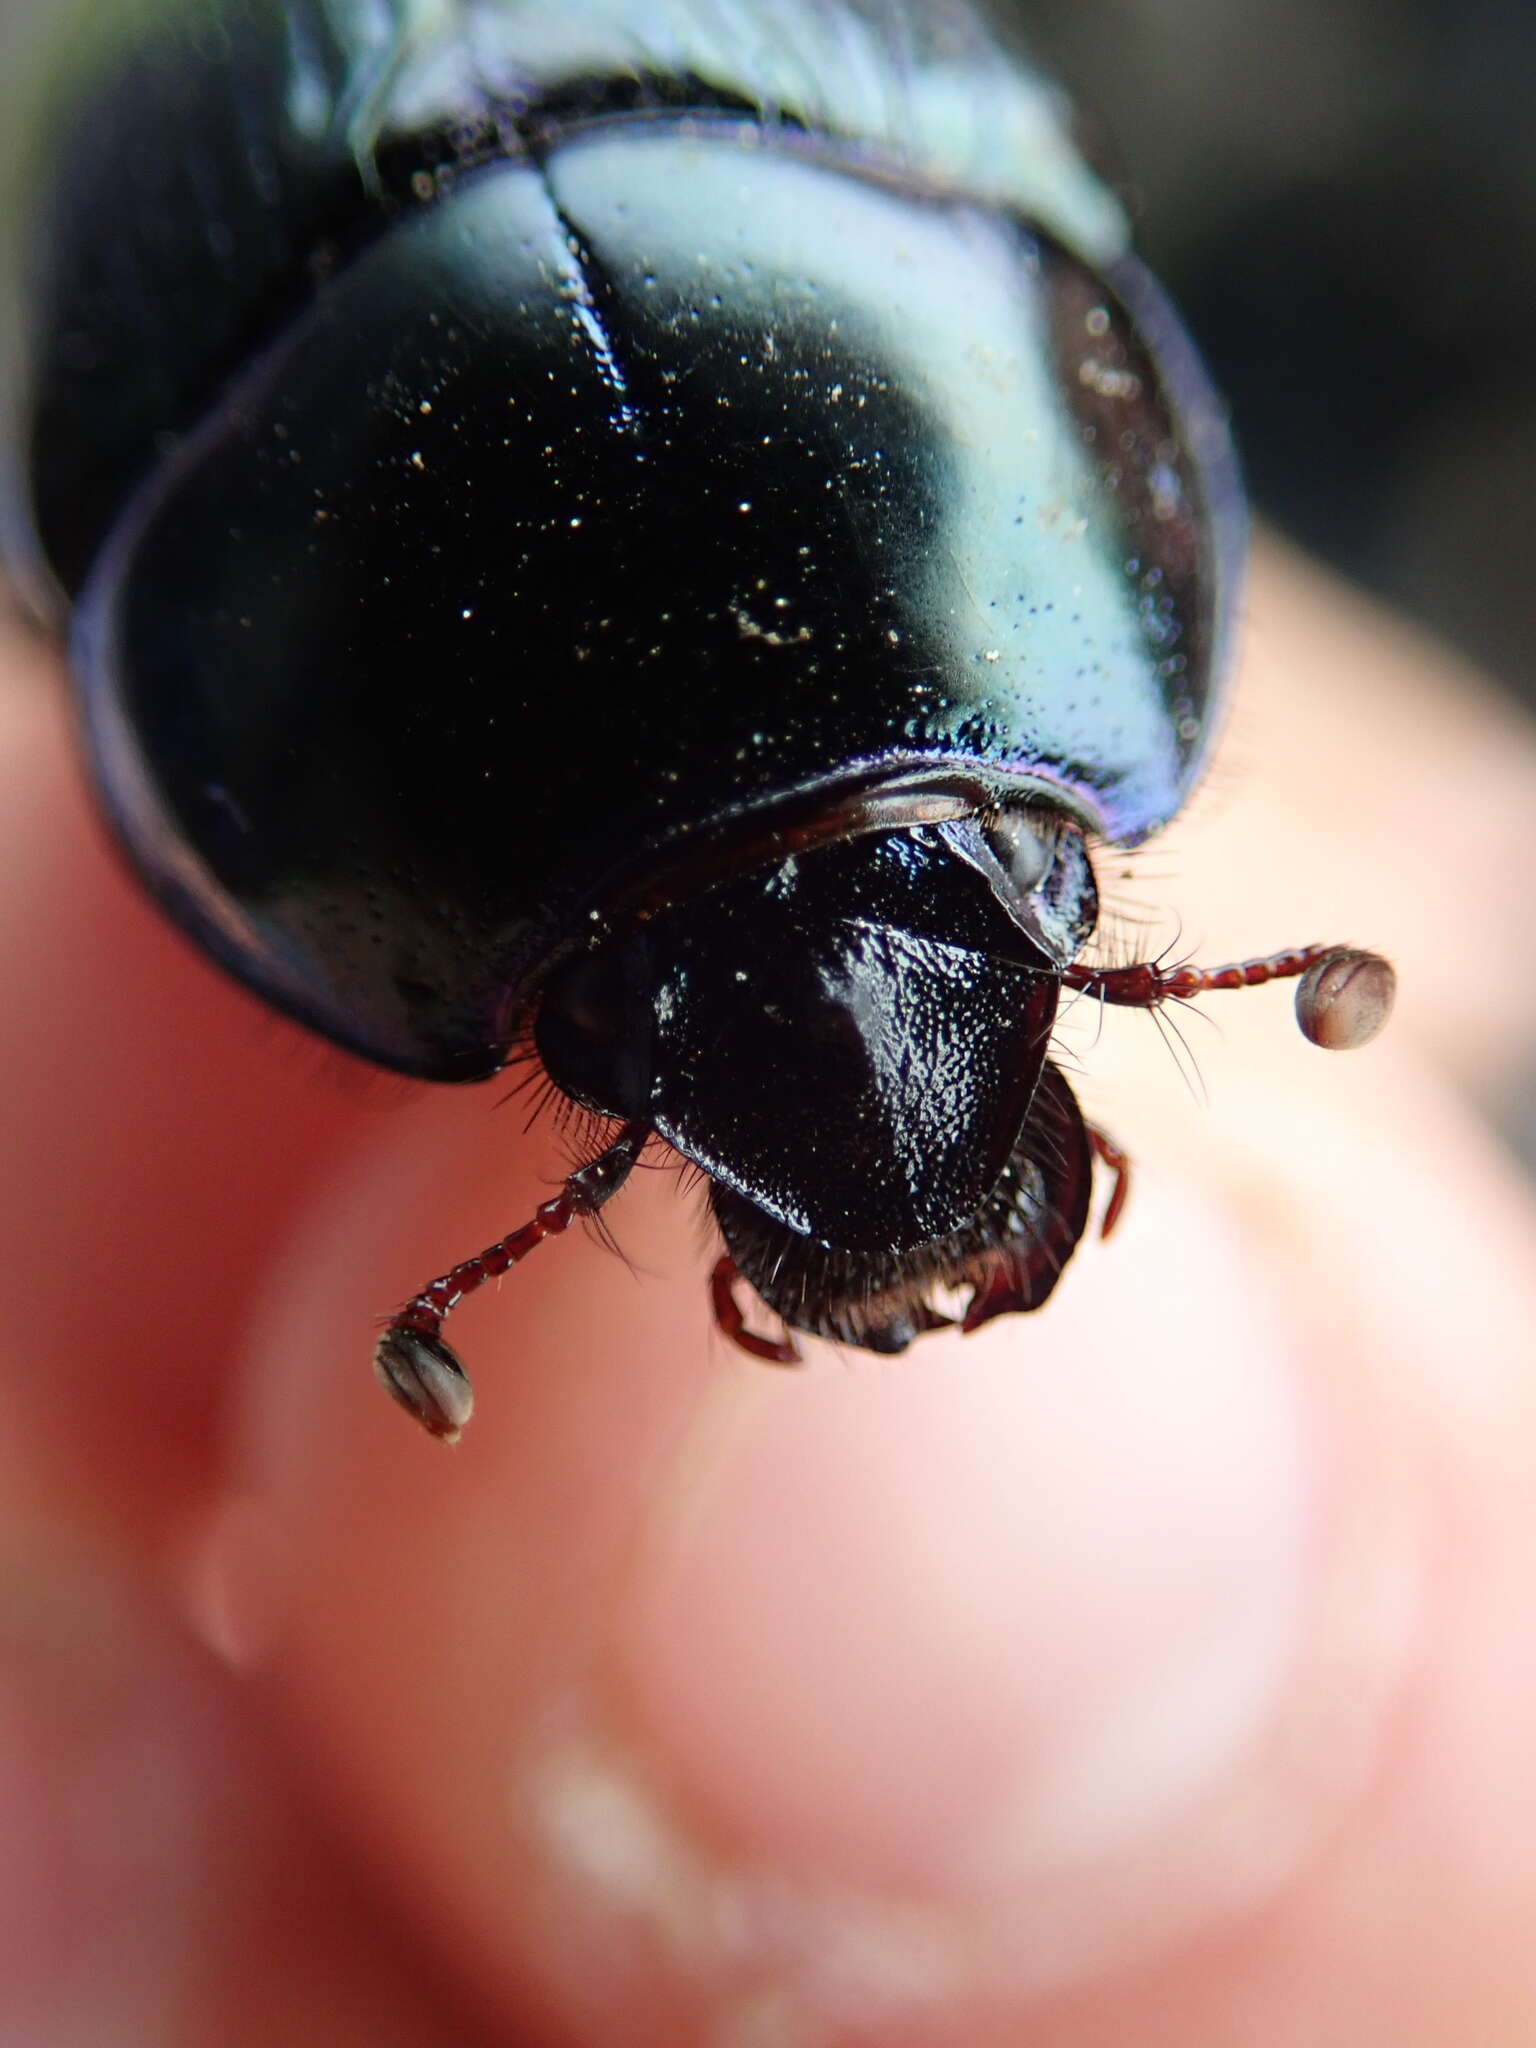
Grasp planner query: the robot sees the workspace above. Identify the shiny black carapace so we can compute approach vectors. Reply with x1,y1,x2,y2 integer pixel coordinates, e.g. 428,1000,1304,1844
5,0,1394,1439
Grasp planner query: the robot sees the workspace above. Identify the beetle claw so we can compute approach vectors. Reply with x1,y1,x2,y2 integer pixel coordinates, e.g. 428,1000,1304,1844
711,1255,802,1365
1086,1123,1132,1238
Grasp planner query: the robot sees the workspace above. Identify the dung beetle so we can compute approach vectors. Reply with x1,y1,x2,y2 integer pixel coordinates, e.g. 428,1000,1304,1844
4,0,1394,1441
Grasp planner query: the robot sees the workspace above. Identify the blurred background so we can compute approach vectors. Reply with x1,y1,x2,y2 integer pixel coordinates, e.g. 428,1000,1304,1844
1022,0,1536,717
3,0,1534,710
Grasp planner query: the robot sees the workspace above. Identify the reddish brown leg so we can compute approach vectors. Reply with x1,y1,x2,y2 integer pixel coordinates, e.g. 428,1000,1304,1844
1087,1124,1132,1239
710,1254,802,1366
375,1122,649,1439
1063,943,1331,1008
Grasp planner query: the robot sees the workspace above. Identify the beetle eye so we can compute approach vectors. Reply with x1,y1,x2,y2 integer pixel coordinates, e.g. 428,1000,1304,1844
984,808,1059,899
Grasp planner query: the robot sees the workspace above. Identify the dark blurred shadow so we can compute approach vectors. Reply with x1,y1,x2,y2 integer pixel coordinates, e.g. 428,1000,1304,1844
1018,0,1536,712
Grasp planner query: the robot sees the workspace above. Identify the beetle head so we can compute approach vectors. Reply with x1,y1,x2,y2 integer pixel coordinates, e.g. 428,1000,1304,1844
537,804,1096,1253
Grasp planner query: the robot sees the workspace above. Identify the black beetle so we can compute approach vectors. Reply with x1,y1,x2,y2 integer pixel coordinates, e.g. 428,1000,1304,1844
4,0,1394,1441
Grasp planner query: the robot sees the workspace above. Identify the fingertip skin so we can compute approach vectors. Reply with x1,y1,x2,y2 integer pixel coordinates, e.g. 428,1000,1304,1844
0,649,391,1540
11,549,1536,2047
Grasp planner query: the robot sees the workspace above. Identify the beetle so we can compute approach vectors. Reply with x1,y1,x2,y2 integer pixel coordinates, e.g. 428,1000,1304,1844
4,0,1393,1441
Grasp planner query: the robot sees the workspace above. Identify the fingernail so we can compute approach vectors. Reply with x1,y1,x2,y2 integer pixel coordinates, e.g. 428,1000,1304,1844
531,1176,1421,2020
0,1550,212,2044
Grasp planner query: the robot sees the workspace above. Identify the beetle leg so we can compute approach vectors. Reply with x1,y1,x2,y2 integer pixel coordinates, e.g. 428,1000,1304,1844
1086,1124,1132,1238
961,1244,1069,1333
959,1209,1085,1335
710,1254,802,1366
374,1121,649,1438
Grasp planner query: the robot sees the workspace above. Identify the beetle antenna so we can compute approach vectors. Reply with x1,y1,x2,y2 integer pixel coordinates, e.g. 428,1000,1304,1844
373,1121,649,1440
1061,942,1396,1053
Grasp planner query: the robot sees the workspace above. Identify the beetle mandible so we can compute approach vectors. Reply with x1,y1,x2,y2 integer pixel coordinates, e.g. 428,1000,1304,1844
4,0,1395,1439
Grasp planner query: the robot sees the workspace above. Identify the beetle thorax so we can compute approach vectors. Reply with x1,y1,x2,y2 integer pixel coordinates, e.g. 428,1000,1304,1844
536,807,1097,1255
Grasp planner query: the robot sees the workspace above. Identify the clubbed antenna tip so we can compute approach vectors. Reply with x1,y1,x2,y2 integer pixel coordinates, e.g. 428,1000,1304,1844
1295,948,1396,1051
374,1327,475,1443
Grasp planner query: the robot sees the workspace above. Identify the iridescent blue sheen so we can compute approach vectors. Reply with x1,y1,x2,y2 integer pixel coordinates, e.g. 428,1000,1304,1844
8,0,1243,1082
